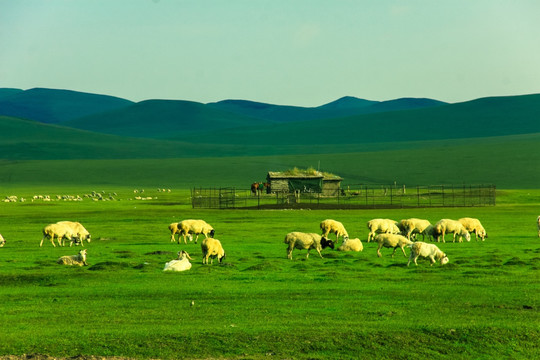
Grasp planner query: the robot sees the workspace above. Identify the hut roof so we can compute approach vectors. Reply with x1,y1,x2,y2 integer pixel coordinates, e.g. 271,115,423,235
267,168,342,180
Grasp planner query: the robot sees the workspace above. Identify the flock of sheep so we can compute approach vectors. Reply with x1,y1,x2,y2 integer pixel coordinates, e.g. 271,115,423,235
7,214,540,271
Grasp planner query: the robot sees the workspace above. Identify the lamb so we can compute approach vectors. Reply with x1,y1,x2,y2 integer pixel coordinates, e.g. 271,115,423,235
177,219,215,244
433,219,471,243
367,218,401,242
337,238,363,252
320,219,349,243
284,232,335,260
0,233,5,247
168,222,182,242
201,237,226,264
40,223,76,247
374,233,413,258
56,221,91,246
407,242,448,266
57,249,88,266
163,250,193,271
399,218,432,240
458,217,487,241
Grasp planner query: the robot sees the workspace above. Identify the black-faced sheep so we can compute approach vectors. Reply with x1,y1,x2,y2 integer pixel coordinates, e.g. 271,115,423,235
178,219,215,244
201,237,225,264
458,217,487,241
367,218,401,242
320,219,349,243
56,221,91,246
374,233,413,258
337,238,363,252
399,218,432,240
433,219,471,243
40,223,76,247
407,242,448,266
284,232,334,260
57,249,88,266
163,250,193,271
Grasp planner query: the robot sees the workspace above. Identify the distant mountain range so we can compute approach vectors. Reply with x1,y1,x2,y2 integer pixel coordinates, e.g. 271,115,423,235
0,87,539,159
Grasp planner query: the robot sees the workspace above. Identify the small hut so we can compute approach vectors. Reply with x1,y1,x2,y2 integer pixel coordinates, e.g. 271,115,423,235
266,168,343,196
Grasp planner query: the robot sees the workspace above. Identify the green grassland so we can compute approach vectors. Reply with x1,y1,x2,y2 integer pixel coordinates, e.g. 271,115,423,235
0,187,539,359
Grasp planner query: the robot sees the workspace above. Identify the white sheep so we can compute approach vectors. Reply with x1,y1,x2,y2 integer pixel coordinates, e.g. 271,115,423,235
0,233,5,247
56,221,91,246
407,242,448,266
374,233,413,258
434,219,471,243
399,218,432,240
177,219,215,244
168,222,182,243
367,218,401,242
201,237,226,264
163,250,193,271
320,219,349,243
337,238,363,252
458,217,487,241
40,223,76,247
57,249,88,266
284,232,335,260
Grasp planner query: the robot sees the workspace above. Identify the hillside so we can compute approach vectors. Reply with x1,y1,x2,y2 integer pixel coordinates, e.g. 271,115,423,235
0,88,133,123
63,99,272,138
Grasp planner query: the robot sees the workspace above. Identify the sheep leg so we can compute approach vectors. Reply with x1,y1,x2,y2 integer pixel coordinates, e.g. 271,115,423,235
429,255,435,266
376,244,383,258
306,249,310,259
40,236,46,247
315,248,323,259
194,234,198,244
391,247,397,258
400,246,407,258
50,235,57,247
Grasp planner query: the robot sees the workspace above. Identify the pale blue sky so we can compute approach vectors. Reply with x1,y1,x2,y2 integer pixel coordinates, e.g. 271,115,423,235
2,0,540,106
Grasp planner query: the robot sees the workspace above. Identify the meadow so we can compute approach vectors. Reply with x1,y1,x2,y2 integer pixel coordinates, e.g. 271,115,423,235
0,187,539,359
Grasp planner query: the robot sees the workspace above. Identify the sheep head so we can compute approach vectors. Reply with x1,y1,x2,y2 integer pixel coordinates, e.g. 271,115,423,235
320,237,335,250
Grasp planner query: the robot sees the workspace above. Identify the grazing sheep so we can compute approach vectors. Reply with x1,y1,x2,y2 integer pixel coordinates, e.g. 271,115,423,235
163,250,193,271
57,249,88,266
407,242,448,266
434,219,471,243
320,219,349,243
177,219,215,244
168,222,181,242
374,233,413,258
284,232,335,260
367,218,401,242
56,221,91,246
0,233,5,247
458,217,487,241
201,237,226,264
40,223,76,247
399,218,432,240
337,238,363,252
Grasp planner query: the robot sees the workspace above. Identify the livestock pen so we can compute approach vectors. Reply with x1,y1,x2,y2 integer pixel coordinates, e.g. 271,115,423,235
191,184,496,209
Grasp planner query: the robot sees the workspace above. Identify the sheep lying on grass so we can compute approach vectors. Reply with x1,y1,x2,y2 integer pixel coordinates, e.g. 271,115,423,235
434,219,471,243
375,233,413,258
367,219,401,242
163,250,192,271
458,217,487,241
178,219,215,244
40,223,75,247
56,221,91,246
0,233,5,247
399,218,432,240
284,232,334,260
57,249,88,266
407,242,448,266
337,238,363,252
201,238,226,264
320,219,349,243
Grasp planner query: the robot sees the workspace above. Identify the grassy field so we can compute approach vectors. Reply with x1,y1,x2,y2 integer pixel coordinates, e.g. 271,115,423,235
0,187,538,359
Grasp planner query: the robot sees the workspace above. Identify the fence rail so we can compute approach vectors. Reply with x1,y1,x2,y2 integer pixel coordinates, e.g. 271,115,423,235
191,184,496,209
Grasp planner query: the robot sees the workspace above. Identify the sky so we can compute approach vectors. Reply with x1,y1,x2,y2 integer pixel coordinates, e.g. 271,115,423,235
2,0,540,106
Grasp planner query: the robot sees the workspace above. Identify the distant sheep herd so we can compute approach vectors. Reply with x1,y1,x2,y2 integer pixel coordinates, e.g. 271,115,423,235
1,215,539,271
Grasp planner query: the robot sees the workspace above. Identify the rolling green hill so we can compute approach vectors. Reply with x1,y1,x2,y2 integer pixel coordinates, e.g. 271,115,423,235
63,99,272,138
0,88,133,123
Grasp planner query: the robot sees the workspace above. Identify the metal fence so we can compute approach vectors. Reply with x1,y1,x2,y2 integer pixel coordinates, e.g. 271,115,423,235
191,184,496,209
